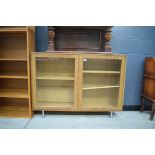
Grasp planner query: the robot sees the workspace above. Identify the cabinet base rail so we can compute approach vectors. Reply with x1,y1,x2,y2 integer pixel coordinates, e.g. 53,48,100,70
39,110,115,118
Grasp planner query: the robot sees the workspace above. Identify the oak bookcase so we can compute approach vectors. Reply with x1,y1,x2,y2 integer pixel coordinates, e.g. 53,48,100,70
31,52,126,113
0,26,35,118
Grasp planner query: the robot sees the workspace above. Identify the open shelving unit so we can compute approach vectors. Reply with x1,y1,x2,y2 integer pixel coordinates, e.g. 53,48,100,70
0,26,35,118
31,54,78,111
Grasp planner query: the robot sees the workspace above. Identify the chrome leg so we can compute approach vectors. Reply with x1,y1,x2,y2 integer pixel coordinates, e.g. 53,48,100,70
42,110,45,118
110,112,113,118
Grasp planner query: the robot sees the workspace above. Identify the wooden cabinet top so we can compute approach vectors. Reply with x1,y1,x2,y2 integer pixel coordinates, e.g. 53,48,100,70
0,26,35,32
31,52,126,58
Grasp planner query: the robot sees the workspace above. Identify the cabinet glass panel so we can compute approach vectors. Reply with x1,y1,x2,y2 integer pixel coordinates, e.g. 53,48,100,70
82,58,121,109
35,57,75,109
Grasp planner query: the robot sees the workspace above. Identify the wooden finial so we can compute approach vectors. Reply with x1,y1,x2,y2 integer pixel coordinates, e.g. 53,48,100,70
47,26,55,51
104,27,112,52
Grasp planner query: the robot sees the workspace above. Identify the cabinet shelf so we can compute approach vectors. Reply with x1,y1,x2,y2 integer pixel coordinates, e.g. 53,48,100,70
83,70,120,74
0,27,34,32
0,105,30,118
36,73,74,80
83,85,120,90
0,58,27,61
0,72,28,79
0,89,28,98
0,50,27,61
0,28,27,32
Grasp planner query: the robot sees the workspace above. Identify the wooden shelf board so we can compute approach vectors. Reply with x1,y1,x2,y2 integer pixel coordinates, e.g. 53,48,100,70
0,26,35,32
83,85,120,90
0,50,27,61
0,89,28,98
0,28,28,32
83,70,120,74
0,105,30,118
0,58,27,61
0,72,28,79
36,73,74,80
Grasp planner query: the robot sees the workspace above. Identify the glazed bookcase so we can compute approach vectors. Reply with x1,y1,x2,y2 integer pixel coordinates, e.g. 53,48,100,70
31,52,126,112
0,26,35,118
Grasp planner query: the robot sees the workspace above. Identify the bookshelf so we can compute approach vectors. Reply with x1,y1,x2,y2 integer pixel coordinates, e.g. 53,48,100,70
0,26,35,118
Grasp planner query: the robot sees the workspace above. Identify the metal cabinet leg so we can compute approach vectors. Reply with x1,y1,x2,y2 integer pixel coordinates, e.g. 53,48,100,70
42,110,45,118
110,112,113,118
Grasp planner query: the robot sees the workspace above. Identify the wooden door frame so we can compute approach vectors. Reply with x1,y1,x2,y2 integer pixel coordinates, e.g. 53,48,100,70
78,54,127,111
31,53,79,111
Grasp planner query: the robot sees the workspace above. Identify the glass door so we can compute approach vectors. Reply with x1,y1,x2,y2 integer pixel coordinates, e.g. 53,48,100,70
80,56,122,111
32,54,78,111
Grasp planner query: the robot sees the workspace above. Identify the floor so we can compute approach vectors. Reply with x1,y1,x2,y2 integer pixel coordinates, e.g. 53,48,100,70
0,111,155,129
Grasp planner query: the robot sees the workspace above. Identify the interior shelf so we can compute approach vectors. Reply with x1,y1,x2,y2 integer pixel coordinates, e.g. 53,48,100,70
0,98,30,118
0,105,29,118
0,31,27,61
0,58,27,61
0,89,28,98
83,70,120,74
83,85,120,90
0,50,27,61
0,28,28,32
36,57,75,81
0,72,28,79
36,73,74,80
0,61,27,79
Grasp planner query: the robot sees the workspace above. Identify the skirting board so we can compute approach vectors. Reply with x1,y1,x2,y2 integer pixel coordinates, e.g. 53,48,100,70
123,105,151,111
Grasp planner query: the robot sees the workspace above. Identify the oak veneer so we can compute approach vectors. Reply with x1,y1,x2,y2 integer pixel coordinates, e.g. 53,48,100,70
0,26,35,118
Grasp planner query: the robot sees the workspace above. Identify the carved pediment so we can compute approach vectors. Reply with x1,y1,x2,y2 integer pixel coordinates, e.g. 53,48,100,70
48,26,112,52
